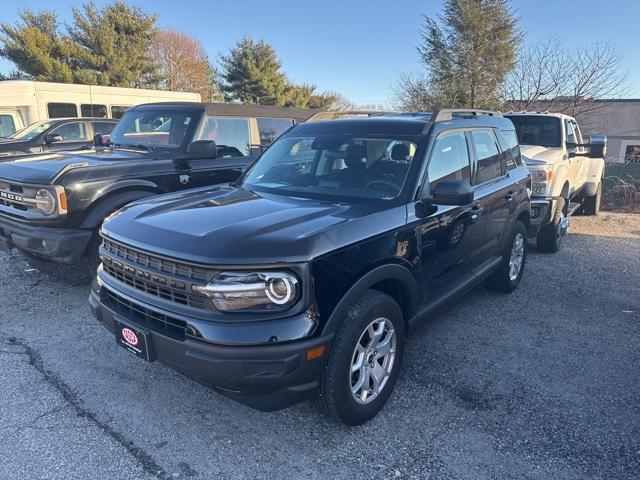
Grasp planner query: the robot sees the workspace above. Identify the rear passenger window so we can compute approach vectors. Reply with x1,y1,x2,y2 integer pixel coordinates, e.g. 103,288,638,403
81,104,108,118
499,129,521,169
197,116,251,157
427,131,471,190
93,121,115,135
257,118,294,148
471,130,503,184
48,103,78,118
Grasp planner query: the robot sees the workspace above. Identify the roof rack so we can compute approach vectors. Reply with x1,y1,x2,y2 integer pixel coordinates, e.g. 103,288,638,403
306,110,395,122
432,108,502,122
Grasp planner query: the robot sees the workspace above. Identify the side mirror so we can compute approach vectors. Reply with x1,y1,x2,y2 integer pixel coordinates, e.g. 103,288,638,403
429,179,474,206
93,133,110,147
187,140,217,159
43,133,63,144
588,134,607,159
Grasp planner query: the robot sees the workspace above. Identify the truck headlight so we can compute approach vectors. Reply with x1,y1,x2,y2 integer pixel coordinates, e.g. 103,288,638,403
193,271,300,312
35,189,56,215
528,165,554,196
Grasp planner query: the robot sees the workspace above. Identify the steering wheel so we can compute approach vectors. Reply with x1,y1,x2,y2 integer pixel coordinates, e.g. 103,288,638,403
365,179,401,195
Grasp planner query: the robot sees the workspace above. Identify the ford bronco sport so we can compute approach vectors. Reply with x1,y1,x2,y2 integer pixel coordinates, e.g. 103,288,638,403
90,109,531,425
0,102,312,275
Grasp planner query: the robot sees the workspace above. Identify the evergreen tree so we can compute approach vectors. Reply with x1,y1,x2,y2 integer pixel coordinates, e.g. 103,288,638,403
0,2,158,87
219,37,289,105
398,0,521,110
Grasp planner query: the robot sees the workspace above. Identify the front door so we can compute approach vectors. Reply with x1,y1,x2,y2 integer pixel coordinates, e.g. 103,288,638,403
413,129,489,301
45,121,91,152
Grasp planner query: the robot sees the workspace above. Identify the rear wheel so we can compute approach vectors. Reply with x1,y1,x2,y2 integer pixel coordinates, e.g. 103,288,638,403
316,290,405,425
536,197,567,253
581,182,601,216
487,220,527,293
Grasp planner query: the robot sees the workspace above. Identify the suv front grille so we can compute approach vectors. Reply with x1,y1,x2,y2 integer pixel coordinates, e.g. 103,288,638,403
102,238,210,281
100,237,213,310
105,289,187,341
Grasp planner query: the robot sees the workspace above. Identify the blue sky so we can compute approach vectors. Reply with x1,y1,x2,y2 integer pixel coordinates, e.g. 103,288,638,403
1,0,639,105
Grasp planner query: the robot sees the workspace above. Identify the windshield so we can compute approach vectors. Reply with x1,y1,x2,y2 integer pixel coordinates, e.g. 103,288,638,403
10,120,58,140
108,109,195,150
242,133,420,201
507,115,561,148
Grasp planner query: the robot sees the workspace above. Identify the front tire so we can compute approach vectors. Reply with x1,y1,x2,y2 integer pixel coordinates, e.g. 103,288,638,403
537,197,567,253
316,290,405,426
581,182,601,216
487,220,527,293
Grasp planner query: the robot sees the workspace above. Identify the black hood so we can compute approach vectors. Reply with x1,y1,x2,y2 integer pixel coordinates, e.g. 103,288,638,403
101,185,408,265
0,148,153,184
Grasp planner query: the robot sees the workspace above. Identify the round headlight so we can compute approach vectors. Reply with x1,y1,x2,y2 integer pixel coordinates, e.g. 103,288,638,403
265,274,296,305
35,189,56,215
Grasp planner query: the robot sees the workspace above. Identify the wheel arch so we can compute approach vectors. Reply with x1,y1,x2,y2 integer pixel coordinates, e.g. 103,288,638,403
79,187,159,230
320,263,420,336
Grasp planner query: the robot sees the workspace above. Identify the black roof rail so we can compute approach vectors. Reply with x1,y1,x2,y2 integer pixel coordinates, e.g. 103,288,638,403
306,110,395,122
432,108,502,122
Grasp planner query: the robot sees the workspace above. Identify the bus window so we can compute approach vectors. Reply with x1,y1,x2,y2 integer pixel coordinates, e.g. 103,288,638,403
81,104,108,118
0,115,16,137
111,105,131,119
48,103,78,118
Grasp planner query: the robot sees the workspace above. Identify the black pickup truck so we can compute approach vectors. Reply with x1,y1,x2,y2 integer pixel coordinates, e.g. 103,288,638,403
0,102,313,273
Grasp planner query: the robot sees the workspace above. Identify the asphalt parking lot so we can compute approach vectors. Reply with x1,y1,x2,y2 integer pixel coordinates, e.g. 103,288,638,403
1,213,638,480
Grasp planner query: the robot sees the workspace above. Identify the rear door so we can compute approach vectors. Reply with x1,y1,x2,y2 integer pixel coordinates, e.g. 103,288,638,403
469,128,513,255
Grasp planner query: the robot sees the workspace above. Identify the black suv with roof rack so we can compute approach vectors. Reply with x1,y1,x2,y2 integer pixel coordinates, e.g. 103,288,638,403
90,108,531,425
0,102,312,274
0,117,117,158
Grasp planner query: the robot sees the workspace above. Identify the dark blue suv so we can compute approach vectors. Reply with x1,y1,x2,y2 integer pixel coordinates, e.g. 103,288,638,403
90,109,531,425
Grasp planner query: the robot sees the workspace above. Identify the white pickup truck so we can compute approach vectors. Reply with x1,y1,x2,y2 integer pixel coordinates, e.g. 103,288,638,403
505,112,606,252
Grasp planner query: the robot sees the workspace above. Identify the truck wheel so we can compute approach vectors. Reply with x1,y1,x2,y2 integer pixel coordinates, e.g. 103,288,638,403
487,220,527,293
316,290,405,426
79,230,102,279
581,182,601,216
536,197,567,253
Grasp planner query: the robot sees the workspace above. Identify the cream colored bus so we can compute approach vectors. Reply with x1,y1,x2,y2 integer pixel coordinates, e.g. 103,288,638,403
0,81,200,137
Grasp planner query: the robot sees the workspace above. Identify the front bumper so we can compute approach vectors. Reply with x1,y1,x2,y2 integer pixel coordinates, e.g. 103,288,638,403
89,278,333,411
530,198,557,227
0,214,92,262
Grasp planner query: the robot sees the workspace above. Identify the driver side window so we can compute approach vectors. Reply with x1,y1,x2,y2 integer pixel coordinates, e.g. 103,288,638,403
427,131,471,190
50,122,88,142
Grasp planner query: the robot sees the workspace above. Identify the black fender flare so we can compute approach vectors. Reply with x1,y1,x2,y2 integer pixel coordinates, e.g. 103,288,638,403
320,263,420,336
90,179,160,202
80,189,157,229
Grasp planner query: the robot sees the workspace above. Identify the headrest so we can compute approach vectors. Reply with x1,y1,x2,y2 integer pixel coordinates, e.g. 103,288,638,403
345,144,367,169
391,143,411,161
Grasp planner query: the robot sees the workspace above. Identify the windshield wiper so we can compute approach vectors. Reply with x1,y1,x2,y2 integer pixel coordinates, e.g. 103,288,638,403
110,143,155,152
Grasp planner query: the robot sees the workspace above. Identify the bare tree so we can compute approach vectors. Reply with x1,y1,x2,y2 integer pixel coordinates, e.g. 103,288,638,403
503,40,628,131
150,29,218,100
392,73,439,111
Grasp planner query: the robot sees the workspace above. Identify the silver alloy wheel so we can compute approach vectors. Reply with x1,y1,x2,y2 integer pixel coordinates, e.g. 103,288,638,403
350,317,397,404
509,233,525,281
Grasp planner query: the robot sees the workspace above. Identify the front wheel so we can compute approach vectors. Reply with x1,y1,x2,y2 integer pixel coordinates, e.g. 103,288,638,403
487,220,528,293
581,182,602,216
536,197,567,253
316,290,405,425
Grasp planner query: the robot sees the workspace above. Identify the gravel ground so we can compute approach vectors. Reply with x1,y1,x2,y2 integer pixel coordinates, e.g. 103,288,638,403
0,213,638,480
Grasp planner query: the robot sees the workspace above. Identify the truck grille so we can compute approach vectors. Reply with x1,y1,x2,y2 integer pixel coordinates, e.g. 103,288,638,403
100,237,212,310
105,289,187,341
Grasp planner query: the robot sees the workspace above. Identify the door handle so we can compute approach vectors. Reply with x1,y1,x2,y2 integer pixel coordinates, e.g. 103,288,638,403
468,204,484,223
505,191,514,202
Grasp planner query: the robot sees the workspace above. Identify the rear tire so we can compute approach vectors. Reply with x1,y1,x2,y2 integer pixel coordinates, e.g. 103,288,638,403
581,182,601,216
316,290,405,426
536,197,566,253
487,220,527,293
